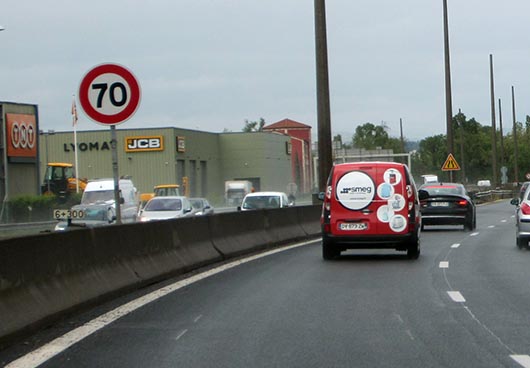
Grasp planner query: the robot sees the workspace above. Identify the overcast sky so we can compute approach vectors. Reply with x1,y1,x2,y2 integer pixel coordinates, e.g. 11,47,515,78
1,1,529,142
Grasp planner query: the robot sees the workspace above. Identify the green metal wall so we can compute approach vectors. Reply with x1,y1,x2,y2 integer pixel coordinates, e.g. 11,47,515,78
38,127,292,204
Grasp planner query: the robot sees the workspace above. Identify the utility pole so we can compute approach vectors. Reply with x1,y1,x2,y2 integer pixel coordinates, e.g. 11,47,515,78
458,109,466,183
489,54,498,187
498,98,505,171
512,86,519,183
442,0,454,182
399,118,405,154
314,0,333,193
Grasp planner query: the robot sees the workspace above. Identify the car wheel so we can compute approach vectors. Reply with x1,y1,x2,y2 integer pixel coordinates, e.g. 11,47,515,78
517,237,525,249
322,238,340,260
465,216,475,231
407,230,420,259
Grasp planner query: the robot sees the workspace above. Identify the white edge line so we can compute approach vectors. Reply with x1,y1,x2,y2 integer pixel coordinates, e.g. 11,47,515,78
447,291,466,303
5,239,318,368
511,355,530,368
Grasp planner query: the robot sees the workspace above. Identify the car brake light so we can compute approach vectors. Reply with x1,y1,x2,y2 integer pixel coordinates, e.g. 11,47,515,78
521,202,530,215
457,200,468,206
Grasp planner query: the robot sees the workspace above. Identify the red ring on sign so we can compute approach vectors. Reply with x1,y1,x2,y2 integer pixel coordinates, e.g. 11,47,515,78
79,63,141,125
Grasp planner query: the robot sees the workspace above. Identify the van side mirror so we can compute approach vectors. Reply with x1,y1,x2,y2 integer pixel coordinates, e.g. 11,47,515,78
418,189,429,201
511,198,520,206
318,192,325,201
237,206,241,211
119,197,125,204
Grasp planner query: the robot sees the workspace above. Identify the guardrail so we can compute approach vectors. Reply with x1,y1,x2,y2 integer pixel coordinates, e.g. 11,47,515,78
0,205,321,346
473,189,515,204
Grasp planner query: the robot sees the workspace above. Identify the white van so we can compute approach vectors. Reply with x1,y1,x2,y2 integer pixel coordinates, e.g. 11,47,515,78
81,178,140,223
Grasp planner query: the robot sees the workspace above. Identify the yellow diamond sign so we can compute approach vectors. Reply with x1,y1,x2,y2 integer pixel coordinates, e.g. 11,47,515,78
441,153,461,171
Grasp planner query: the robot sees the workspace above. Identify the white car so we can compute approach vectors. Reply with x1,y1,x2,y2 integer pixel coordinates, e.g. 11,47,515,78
138,196,194,222
238,191,292,211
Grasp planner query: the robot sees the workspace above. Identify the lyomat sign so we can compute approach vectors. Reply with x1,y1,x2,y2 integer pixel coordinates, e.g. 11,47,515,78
6,114,37,158
125,136,164,152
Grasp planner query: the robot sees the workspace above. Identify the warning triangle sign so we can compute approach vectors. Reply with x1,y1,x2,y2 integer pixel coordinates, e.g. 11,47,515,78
441,153,461,171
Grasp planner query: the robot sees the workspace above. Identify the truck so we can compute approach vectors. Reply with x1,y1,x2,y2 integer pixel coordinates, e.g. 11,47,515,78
41,162,87,197
225,180,253,206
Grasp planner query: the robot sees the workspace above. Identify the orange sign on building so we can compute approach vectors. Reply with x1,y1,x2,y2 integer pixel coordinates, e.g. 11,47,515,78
6,114,37,159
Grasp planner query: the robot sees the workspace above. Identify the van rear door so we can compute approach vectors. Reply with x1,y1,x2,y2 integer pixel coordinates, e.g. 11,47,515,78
332,164,380,235
375,164,409,234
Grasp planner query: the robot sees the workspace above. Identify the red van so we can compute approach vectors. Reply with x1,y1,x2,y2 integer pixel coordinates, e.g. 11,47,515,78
320,162,423,260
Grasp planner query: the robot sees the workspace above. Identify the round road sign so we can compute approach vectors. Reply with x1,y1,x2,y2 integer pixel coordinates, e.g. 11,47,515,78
78,63,141,125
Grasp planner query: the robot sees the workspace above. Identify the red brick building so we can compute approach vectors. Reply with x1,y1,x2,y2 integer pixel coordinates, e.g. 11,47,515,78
263,118,313,194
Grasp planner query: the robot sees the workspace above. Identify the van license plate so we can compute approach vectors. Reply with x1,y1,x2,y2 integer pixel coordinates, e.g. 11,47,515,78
340,223,367,231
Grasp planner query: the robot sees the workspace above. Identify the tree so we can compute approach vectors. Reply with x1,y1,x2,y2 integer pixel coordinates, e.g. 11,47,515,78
242,118,266,132
352,122,404,152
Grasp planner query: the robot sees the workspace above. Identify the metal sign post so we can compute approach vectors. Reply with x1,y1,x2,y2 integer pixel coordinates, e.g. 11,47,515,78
78,63,141,225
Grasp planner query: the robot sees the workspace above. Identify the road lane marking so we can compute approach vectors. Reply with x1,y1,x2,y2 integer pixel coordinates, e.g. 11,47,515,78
511,355,530,367
451,243,460,248
447,291,466,303
488,225,495,228
175,329,188,341
193,315,202,323
4,239,319,368
470,232,479,236
501,219,507,223
439,261,449,269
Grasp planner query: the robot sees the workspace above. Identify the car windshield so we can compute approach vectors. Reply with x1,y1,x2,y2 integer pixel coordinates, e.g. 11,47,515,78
145,198,182,211
81,190,114,204
242,195,281,209
189,199,203,209
423,185,464,196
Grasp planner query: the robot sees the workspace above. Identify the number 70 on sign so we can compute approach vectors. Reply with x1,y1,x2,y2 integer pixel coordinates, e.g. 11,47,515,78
78,63,141,126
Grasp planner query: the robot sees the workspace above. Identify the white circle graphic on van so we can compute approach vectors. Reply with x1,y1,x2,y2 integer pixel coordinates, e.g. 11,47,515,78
390,214,407,232
377,205,393,223
336,171,375,210
384,168,402,186
388,194,405,212
377,182,394,199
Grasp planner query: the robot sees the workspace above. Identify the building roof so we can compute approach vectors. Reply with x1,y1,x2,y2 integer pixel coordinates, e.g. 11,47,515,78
263,118,312,130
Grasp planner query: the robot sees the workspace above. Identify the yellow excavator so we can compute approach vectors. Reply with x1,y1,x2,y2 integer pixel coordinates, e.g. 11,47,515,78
41,162,87,197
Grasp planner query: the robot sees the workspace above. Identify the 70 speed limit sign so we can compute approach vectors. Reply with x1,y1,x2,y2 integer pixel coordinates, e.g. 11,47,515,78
78,63,141,125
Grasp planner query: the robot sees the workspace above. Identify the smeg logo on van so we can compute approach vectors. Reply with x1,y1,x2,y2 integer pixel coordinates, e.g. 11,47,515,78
125,136,164,152
336,171,375,210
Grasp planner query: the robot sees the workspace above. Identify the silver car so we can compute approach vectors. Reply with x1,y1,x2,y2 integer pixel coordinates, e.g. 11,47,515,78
188,198,215,216
511,186,530,248
138,196,193,222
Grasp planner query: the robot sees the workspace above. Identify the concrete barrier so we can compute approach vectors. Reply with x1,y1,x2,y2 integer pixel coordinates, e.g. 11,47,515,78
0,205,321,346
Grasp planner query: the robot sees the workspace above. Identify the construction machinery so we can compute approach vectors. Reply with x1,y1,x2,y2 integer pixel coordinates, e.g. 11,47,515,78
41,163,87,197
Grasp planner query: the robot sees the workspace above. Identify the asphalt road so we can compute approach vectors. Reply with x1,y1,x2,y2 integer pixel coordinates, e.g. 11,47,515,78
4,199,530,368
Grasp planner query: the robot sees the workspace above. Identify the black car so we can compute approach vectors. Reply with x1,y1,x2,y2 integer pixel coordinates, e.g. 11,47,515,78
419,182,476,231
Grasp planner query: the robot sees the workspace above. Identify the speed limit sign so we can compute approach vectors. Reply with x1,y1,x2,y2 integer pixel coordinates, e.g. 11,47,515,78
78,63,141,125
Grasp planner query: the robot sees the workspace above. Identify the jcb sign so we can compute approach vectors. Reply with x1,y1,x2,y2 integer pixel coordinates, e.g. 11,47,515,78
125,136,164,152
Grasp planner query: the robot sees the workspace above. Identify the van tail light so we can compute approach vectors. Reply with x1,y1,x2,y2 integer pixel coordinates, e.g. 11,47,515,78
521,202,530,215
323,223,331,233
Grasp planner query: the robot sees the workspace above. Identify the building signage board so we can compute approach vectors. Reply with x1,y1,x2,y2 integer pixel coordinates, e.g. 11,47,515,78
125,136,164,152
6,113,37,159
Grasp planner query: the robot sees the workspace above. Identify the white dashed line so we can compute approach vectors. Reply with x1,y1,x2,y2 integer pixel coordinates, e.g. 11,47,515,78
447,291,466,303
470,232,479,237
488,225,495,228
511,355,530,368
194,315,203,323
451,243,461,248
175,329,188,341
439,261,449,269
501,219,507,223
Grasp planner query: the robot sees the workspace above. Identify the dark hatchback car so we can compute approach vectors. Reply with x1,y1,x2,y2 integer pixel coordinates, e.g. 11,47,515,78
419,182,476,231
